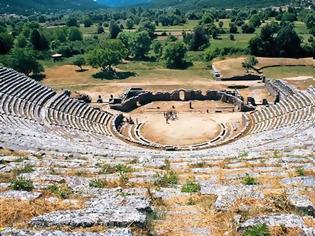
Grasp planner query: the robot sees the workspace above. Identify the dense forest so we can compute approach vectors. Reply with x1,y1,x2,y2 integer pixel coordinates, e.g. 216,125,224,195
0,0,297,14
0,1,314,78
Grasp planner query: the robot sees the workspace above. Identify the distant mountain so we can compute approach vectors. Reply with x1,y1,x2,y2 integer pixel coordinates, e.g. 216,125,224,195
150,0,292,9
96,0,151,7
0,0,292,14
0,0,99,14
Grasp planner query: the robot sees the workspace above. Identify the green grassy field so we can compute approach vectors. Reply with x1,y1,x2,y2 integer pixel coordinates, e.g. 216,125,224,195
263,66,315,79
210,34,254,49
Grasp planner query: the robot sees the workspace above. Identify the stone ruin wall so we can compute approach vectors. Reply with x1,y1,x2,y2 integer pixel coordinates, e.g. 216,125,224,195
265,79,297,100
116,89,254,113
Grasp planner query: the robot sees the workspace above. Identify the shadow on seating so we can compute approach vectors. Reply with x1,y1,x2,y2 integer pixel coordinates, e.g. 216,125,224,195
30,73,46,82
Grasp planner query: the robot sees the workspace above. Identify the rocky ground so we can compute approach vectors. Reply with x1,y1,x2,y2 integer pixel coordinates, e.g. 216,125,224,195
0,147,314,236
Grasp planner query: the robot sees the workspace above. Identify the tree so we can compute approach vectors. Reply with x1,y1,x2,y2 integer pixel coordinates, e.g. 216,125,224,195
276,24,301,57
73,56,86,71
83,18,93,28
218,21,224,28
242,24,255,33
109,21,122,39
97,26,104,34
242,56,258,73
66,17,79,27
30,29,49,51
130,31,152,59
152,40,163,58
249,14,261,27
117,31,133,56
201,12,214,25
53,28,67,42
139,20,156,39
126,18,134,29
68,27,83,41
6,48,43,76
184,25,209,51
249,23,279,57
162,41,188,68
305,12,315,36
0,32,14,54
229,23,238,34
86,39,127,72
16,35,28,48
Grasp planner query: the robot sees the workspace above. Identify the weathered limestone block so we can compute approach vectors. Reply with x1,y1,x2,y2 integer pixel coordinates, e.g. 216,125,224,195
0,190,42,200
200,183,264,211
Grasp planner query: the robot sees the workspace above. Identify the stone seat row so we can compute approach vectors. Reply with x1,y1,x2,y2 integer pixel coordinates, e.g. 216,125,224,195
44,93,113,136
249,90,315,134
0,67,114,136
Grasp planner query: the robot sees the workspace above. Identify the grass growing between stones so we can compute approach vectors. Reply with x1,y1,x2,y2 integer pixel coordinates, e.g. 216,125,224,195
189,161,207,168
243,224,270,236
295,168,305,176
10,177,34,192
13,164,34,175
89,179,107,188
153,171,178,188
242,174,257,185
0,198,84,228
181,180,201,193
46,184,73,199
99,164,133,174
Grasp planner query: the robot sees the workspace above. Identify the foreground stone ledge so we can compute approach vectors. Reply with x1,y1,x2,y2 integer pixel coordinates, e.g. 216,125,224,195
0,190,42,201
238,214,315,236
30,189,151,228
0,228,133,236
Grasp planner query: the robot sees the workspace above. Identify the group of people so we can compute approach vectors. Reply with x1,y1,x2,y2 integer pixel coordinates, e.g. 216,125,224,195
164,106,178,124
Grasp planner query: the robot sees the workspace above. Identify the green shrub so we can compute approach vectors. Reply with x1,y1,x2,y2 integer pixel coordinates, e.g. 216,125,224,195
181,180,201,193
99,164,132,174
10,177,34,191
296,168,305,176
163,159,171,170
272,150,281,158
89,179,106,188
114,164,133,173
154,171,178,187
190,162,206,168
47,184,72,199
239,151,249,158
13,164,34,175
242,173,257,185
243,224,271,236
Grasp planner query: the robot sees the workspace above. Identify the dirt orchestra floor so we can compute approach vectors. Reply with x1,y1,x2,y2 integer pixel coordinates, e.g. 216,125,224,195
127,101,243,146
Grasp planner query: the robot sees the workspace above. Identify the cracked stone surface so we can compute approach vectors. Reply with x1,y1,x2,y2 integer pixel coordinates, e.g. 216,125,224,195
200,183,264,210
0,190,42,200
0,228,133,236
30,189,151,228
239,214,315,235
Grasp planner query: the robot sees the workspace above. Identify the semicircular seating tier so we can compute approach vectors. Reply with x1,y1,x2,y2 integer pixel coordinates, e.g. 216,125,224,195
0,66,314,156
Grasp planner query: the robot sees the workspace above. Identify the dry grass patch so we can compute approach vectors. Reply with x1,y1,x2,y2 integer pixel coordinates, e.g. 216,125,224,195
152,195,218,236
256,57,313,69
0,172,16,183
0,148,28,157
304,216,315,228
258,176,283,189
66,169,95,178
45,225,108,233
0,198,85,228
270,227,302,236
